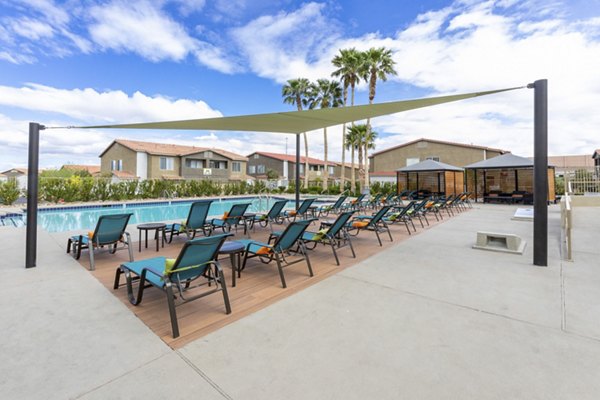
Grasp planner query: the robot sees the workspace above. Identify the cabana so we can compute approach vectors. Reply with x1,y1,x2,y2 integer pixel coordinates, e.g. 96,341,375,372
465,153,555,204
396,159,464,198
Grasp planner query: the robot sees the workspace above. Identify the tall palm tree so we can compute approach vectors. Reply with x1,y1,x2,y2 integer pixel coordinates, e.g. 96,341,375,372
347,124,368,193
307,79,343,190
361,47,397,189
331,48,364,191
282,78,311,189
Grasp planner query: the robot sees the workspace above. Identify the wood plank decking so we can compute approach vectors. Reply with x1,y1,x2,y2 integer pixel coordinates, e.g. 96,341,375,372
82,210,458,349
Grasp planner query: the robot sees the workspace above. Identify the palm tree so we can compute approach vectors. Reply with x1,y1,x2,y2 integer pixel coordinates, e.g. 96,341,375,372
331,48,364,191
307,79,343,190
282,78,311,189
361,47,397,189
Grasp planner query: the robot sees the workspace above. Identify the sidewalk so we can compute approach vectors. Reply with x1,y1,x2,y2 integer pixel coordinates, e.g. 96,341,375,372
1,204,599,399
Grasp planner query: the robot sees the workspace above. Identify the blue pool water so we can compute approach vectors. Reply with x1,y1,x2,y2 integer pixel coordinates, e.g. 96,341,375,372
36,197,288,233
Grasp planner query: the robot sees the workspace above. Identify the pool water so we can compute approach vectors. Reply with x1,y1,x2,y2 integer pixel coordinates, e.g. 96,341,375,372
36,197,288,233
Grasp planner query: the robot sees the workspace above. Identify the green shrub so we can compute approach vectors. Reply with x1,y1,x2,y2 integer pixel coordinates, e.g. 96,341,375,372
0,180,21,205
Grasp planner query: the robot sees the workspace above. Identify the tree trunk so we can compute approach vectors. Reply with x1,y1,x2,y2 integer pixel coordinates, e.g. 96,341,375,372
357,142,363,193
323,127,328,191
303,132,309,189
365,75,376,190
350,145,355,193
340,84,348,191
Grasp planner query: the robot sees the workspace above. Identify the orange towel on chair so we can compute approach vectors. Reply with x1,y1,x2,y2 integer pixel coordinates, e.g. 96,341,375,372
352,221,369,229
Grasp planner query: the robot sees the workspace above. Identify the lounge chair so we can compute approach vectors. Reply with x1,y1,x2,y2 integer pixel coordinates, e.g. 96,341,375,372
247,199,288,230
366,193,383,210
113,233,233,339
210,202,252,234
165,200,213,243
237,219,315,288
342,193,367,211
384,204,416,235
271,211,356,265
67,213,134,270
316,195,347,217
282,198,316,222
348,206,393,246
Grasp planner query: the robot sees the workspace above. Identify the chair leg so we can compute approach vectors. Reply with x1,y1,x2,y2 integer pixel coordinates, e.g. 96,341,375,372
374,229,383,246
300,243,314,277
329,240,340,266
275,253,287,288
218,266,232,314
165,283,180,338
88,246,95,271
404,221,411,235
124,232,134,262
67,238,72,254
344,232,356,258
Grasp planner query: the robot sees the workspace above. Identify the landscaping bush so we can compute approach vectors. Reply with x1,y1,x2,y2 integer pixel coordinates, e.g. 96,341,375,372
0,180,21,205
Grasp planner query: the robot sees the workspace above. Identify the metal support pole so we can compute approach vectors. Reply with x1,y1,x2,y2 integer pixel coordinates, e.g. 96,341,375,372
529,79,548,267
295,133,300,209
26,122,43,268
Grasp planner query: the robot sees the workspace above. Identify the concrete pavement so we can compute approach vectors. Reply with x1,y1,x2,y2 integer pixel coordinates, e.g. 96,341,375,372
1,203,599,399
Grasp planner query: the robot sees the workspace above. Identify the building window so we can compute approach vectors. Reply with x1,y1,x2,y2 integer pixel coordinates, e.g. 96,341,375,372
160,157,174,170
328,166,335,174
257,165,265,174
232,162,241,172
406,158,419,166
426,157,440,162
204,151,212,158
186,159,203,169
299,164,304,174
249,165,256,174
254,154,260,159
111,160,122,171
209,160,227,169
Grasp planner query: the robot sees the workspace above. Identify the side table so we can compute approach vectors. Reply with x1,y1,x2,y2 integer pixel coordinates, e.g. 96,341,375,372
137,223,167,252
219,241,246,287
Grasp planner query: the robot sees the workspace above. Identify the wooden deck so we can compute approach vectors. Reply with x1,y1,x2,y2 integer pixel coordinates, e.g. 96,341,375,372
83,209,459,349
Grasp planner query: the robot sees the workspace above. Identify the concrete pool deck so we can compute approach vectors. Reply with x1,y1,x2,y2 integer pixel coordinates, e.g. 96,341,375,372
1,203,599,399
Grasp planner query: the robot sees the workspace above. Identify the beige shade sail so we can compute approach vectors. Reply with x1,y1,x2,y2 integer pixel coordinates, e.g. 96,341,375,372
74,87,524,133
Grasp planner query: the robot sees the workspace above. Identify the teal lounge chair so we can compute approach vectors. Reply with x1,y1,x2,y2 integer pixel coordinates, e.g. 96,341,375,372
67,213,134,270
166,200,213,243
114,233,233,338
282,198,316,222
348,206,393,246
237,219,315,288
210,202,252,234
316,195,347,217
384,204,416,235
343,193,367,211
247,199,288,230
271,211,356,265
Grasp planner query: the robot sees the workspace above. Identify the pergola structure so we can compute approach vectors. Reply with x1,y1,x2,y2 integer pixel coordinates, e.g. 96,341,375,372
397,159,464,197
24,81,549,268
465,153,556,204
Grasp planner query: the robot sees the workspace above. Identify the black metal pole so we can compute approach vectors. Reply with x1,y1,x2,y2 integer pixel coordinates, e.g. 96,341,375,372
530,79,548,266
295,133,300,209
26,122,43,268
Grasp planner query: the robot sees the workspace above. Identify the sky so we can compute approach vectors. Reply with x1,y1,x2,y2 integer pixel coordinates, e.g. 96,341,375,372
1,0,599,171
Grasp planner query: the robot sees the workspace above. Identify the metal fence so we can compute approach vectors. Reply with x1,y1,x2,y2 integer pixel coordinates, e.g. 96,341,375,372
564,166,600,195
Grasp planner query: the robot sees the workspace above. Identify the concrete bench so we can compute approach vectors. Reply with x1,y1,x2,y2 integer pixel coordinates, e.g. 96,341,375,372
472,231,526,255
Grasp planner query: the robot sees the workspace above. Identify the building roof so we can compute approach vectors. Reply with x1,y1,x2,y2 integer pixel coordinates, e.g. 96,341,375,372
61,164,102,175
464,153,543,169
397,159,464,172
1,168,28,175
369,138,508,158
248,151,336,166
100,139,247,161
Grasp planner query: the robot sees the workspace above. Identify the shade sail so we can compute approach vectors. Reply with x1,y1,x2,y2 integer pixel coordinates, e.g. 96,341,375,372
75,87,524,133
397,159,463,172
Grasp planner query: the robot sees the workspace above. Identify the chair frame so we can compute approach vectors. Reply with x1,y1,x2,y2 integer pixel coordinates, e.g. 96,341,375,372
113,233,233,338
240,219,315,288
283,198,316,222
67,213,134,271
166,200,214,243
304,211,356,265
210,202,252,235
348,206,393,246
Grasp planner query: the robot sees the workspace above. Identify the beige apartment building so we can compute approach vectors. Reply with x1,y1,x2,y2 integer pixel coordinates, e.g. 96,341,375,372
369,138,507,182
100,139,248,182
246,152,357,184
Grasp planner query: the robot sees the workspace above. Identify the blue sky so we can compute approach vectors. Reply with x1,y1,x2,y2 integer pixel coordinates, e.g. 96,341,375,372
1,0,600,171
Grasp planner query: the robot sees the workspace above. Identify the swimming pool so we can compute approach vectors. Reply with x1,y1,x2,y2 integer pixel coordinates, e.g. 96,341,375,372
35,197,289,233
